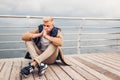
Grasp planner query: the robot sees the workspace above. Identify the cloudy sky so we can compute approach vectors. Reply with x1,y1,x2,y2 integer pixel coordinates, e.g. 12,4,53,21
0,0,120,18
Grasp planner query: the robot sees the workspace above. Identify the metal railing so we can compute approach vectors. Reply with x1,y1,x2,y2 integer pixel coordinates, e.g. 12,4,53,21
0,15,120,54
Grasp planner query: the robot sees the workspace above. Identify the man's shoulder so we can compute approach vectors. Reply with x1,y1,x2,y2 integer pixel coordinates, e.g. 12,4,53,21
38,24,43,32
54,27,61,31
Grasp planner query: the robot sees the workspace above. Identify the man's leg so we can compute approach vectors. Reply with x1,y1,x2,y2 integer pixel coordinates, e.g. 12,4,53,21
25,41,42,59
34,43,58,64
43,47,58,64
26,42,58,76
21,41,42,77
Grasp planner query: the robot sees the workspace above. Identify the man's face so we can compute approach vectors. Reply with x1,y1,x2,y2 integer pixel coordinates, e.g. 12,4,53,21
43,21,54,34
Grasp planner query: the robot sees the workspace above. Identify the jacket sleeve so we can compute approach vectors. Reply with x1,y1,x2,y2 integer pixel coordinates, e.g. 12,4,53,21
52,30,63,46
21,28,38,41
45,30,63,46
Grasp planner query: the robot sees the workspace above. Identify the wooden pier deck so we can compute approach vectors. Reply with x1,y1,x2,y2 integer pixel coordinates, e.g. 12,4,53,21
0,53,120,80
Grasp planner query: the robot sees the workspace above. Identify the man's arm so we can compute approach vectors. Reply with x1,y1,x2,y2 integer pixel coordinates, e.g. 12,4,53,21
30,28,39,33
22,28,42,41
45,30,63,46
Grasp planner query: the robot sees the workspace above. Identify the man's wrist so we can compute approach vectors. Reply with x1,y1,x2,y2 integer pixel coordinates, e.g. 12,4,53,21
44,35,48,38
45,35,50,40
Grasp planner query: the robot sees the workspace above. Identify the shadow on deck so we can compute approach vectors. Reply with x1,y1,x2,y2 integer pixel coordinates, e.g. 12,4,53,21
0,53,120,80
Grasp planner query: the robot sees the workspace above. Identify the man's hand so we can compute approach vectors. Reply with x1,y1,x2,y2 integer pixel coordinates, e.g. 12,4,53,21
29,29,48,39
42,30,47,37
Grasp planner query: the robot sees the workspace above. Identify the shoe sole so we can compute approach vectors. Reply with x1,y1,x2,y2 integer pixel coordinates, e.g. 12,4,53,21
38,69,47,76
20,72,29,78
38,65,48,76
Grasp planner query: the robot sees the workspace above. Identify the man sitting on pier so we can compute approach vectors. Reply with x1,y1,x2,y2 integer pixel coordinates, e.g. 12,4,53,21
20,17,70,77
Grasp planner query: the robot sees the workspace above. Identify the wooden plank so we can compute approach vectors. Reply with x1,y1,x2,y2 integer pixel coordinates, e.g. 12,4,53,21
39,74,47,80
0,59,5,80
0,59,13,80
95,54,120,65
65,56,99,80
76,56,120,80
0,60,5,72
93,54,120,65
45,66,59,80
115,53,120,57
50,64,72,80
9,58,22,80
33,69,47,80
59,64,86,80
66,56,113,80
0,53,120,80
100,53,120,61
81,55,120,72
86,55,120,71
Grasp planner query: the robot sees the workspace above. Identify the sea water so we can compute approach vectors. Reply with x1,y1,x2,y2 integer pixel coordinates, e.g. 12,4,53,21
0,18,120,58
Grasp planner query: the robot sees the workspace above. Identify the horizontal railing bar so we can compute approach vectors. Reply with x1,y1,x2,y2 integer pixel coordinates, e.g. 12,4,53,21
83,25,120,27
0,40,78,43
77,32,120,35
0,15,43,19
0,33,79,36
0,33,22,36
80,44,120,48
1,26,120,29
0,15,120,21
0,26,79,28
82,27,120,29
0,41,23,43
0,26,76,28
0,46,77,51
0,48,26,51
0,44,120,51
0,26,36,28
62,46,77,48
64,40,78,42
0,32,120,36
0,38,120,44
81,39,120,41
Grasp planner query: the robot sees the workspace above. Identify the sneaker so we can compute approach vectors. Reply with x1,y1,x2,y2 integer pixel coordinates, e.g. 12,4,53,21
20,63,34,78
37,63,48,76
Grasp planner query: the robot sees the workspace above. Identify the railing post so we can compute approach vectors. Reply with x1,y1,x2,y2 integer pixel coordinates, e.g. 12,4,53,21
77,19,84,54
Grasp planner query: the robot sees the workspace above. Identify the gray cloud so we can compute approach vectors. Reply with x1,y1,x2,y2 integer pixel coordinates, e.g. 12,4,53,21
0,0,120,17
